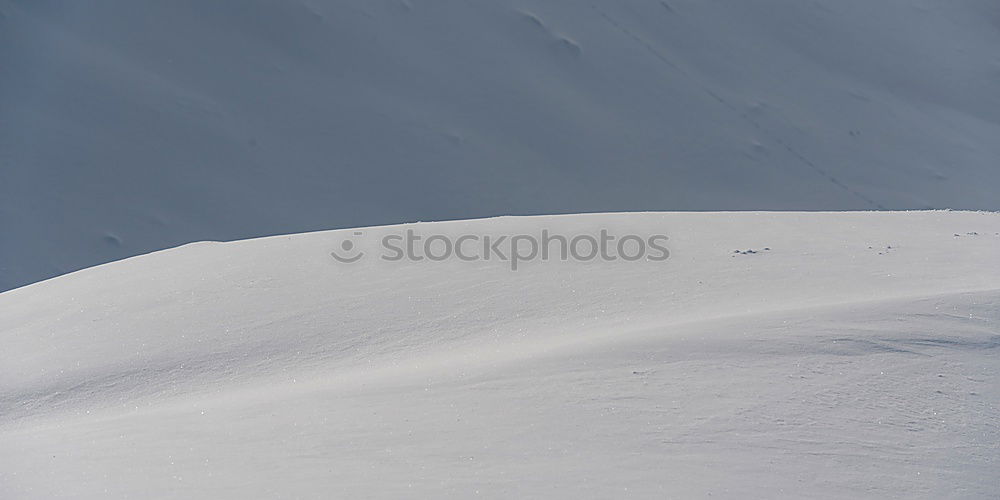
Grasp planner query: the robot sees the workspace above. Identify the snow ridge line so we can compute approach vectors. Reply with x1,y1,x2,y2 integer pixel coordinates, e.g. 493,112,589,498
3,286,997,432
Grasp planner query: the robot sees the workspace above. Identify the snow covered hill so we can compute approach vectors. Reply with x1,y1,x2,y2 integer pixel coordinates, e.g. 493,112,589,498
2,211,999,498
3,0,1000,290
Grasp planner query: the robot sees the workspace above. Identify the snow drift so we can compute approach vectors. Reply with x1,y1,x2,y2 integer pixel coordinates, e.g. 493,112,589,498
2,211,999,498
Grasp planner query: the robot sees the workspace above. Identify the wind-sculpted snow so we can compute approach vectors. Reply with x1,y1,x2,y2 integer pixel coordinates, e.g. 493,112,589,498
3,0,1000,290
1,212,999,497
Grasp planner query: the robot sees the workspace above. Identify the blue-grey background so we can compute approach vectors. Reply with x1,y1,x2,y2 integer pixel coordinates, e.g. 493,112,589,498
2,0,999,290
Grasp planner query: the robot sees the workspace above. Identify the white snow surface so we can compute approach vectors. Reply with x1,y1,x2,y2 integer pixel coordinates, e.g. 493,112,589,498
3,0,1000,290
2,211,999,498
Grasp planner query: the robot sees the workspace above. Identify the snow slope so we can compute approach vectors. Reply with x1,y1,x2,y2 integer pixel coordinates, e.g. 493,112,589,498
3,0,1000,290
2,211,999,498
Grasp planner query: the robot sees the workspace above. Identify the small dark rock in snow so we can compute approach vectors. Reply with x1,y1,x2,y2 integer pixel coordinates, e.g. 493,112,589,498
733,248,769,255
